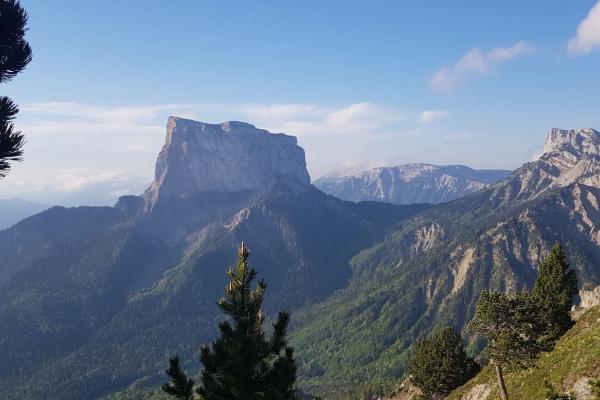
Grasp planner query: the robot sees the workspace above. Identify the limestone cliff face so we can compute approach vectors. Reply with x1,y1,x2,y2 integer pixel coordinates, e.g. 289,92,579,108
145,117,310,208
543,128,600,157
537,128,600,188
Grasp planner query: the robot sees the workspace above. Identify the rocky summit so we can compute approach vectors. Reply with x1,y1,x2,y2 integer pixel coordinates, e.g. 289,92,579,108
543,127,600,157
145,117,311,209
314,163,511,205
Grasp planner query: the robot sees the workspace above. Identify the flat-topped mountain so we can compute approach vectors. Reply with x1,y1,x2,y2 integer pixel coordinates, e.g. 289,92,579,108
314,163,511,205
145,117,311,209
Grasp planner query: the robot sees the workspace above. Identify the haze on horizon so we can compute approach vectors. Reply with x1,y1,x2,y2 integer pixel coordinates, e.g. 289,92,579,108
3,0,600,205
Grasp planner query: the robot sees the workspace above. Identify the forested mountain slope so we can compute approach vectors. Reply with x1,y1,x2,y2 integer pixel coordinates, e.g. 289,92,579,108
291,128,600,395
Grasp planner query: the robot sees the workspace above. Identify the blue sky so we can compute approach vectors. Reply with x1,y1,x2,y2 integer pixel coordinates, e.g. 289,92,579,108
3,0,600,204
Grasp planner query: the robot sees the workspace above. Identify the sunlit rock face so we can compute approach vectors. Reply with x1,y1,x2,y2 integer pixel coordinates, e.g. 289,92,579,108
314,163,511,205
534,128,600,190
145,117,310,208
543,128,600,158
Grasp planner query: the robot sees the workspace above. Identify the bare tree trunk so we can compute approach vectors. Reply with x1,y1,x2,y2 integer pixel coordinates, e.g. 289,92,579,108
495,363,509,400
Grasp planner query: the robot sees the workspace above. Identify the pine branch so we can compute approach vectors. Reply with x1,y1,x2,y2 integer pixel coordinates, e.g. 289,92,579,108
0,119,24,176
161,356,195,400
0,0,33,83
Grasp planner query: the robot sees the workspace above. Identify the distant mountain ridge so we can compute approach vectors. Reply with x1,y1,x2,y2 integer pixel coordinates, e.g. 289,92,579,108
314,163,511,205
0,198,49,230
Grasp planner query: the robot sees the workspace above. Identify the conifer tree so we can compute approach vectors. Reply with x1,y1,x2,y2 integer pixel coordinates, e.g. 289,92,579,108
470,290,544,400
407,326,479,399
162,243,298,400
0,0,32,177
531,243,578,342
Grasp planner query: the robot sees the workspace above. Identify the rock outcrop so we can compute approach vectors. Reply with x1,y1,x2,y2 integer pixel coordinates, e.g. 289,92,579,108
314,163,511,205
145,117,310,208
535,128,600,190
543,128,600,157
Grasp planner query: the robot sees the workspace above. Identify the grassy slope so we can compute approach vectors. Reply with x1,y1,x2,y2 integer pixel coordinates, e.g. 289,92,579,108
448,306,600,400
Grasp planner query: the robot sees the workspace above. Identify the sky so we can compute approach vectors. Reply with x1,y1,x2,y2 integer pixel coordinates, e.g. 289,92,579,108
2,0,600,205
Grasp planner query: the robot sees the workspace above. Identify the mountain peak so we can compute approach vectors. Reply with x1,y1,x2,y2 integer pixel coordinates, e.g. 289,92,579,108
543,127,600,157
145,117,310,208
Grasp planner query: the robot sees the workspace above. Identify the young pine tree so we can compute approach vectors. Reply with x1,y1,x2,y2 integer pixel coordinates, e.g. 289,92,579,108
408,326,480,400
0,0,32,177
531,243,578,342
470,290,544,400
162,243,298,400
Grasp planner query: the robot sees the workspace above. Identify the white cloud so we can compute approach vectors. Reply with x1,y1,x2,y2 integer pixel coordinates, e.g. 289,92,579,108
239,102,403,137
429,41,535,91
419,110,448,123
568,1,600,56
53,169,139,193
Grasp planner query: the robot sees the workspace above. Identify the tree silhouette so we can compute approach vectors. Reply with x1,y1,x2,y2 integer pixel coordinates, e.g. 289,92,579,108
0,0,32,177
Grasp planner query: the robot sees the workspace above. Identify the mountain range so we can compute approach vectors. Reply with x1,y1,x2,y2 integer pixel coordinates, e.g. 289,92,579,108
1,120,599,400
292,128,600,395
0,117,427,400
314,164,511,205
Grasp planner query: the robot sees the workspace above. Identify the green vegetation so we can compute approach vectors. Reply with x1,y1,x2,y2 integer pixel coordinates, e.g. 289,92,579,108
469,244,578,400
0,0,32,176
162,244,297,400
470,291,544,399
591,379,600,398
290,183,600,397
407,326,479,399
531,243,578,342
162,356,195,400
0,187,426,399
448,305,600,400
